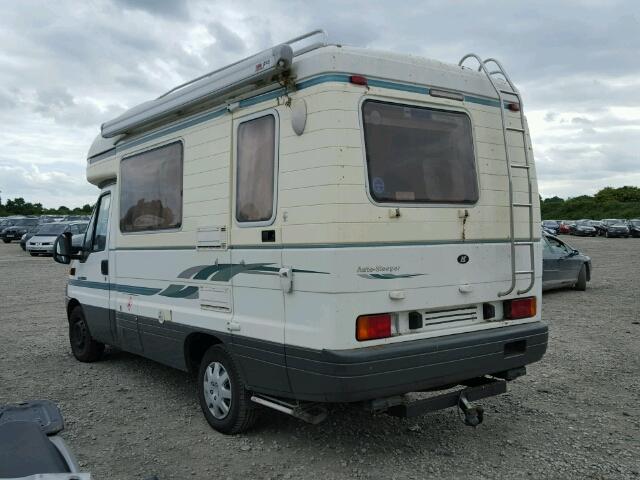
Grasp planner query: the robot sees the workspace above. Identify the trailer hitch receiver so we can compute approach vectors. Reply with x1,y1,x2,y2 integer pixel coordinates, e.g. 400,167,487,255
458,393,484,427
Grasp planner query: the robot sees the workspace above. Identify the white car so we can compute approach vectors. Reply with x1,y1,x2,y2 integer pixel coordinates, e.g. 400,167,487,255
27,222,88,256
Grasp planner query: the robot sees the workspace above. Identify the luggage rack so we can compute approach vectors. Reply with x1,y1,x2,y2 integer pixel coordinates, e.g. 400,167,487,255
101,30,328,138
458,54,535,296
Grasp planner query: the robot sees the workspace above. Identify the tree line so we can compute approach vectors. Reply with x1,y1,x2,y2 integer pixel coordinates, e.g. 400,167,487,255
541,186,640,220
0,197,93,217
3,186,639,221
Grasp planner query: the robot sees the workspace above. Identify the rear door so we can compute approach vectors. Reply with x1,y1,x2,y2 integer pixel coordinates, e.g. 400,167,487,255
73,190,115,344
229,109,290,394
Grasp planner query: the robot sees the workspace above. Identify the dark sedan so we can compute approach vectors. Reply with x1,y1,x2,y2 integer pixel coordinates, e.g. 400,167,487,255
542,234,591,291
569,220,597,236
0,218,40,243
627,219,640,238
601,219,630,238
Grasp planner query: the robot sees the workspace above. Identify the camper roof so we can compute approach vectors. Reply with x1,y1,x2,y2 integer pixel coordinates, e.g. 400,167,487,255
88,30,515,160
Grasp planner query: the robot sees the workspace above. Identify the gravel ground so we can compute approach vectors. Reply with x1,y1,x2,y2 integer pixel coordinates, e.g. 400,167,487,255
1,237,639,480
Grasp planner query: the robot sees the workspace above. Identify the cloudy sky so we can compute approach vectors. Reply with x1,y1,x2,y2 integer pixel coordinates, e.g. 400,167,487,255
0,0,638,208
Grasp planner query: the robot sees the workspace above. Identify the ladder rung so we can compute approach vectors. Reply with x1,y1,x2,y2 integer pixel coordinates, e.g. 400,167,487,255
515,270,534,275
510,164,530,169
514,241,534,246
506,127,525,132
513,202,532,207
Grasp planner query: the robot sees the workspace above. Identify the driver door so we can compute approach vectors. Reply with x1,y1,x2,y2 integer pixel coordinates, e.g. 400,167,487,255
75,190,115,344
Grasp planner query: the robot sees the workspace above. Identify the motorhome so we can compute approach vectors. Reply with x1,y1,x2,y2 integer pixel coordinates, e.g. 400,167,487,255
54,30,548,434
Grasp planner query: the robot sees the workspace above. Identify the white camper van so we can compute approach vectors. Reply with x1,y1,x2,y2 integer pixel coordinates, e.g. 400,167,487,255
54,30,547,434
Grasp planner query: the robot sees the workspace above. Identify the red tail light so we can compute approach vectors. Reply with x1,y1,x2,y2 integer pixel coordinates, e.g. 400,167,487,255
504,297,537,320
356,313,391,341
349,75,368,86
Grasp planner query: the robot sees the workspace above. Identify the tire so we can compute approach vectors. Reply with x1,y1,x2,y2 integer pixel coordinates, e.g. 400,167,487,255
2,239,10,243
574,264,587,291
197,344,259,434
68,306,104,362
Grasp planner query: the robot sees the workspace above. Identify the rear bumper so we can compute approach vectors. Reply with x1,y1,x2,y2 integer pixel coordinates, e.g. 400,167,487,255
284,322,548,402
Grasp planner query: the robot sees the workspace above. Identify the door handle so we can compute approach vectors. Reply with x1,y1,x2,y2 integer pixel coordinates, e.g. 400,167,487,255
101,259,109,275
278,267,293,293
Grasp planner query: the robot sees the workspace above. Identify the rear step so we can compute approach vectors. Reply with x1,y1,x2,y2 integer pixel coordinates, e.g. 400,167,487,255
251,394,328,424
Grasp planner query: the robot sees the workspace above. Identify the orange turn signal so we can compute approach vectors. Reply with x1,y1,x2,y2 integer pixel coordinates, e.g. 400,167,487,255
504,297,537,320
356,313,392,341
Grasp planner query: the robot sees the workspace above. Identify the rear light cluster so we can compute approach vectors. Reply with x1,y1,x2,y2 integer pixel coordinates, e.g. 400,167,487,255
356,313,392,341
504,297,536,320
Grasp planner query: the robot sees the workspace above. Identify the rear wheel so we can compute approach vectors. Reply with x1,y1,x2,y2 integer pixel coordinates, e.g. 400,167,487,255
197,345,258,434
574,264,587,291
69,306,104,362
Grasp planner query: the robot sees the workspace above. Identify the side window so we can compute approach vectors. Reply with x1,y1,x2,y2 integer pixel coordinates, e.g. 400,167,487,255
542,237,553,253
92,195,111,252
547,236,568,254
120,142,183,233
69,224,78,234
236,114,277,224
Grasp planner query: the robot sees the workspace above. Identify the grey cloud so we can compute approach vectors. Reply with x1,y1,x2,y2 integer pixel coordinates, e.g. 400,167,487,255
0,158,98,208
571,117,593,125
208,22,245,54
111,0,190,19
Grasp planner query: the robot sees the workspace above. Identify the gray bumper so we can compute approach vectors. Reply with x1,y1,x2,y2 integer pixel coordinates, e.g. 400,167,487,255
284,322,548,403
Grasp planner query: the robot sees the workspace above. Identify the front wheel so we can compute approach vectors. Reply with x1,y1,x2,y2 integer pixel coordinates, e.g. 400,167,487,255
197,345,258,434
69,306,104,362
574,264,587,291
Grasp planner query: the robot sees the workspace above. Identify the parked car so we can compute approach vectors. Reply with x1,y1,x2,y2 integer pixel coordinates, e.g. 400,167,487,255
626,219,640,238
0,217,40,243
600,219,629,238
542,220,559,235
569,220,597,236
27,221,88,255
542,234,591,291
557,221,572,235
589,220,605,236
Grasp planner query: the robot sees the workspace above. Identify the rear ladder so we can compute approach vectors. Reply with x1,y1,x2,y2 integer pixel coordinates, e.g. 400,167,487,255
458,54,535,296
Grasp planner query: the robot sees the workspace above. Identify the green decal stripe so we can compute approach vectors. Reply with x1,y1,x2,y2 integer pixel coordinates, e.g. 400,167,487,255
158,284,199,299
68,279,162,296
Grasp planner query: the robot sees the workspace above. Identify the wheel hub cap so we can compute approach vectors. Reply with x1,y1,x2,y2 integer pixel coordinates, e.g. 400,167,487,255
203,361,232,419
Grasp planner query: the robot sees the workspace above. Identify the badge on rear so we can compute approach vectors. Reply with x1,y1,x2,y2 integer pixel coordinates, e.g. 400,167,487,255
457,254,470,264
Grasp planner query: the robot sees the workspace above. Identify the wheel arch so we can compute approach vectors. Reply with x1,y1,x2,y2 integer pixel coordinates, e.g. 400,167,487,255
584,262,591,281
66,298,82,321
184,332,227,374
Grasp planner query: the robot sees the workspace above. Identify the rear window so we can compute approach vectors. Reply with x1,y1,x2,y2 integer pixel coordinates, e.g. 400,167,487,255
362,100,478,204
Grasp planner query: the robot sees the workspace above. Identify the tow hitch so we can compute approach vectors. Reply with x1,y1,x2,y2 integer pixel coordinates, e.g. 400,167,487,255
376,376,508,427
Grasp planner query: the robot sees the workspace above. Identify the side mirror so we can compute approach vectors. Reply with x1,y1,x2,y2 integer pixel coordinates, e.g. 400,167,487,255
53,232,81,264
568,249,579,257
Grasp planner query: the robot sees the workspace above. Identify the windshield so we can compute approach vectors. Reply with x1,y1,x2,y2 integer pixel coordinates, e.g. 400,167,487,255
36,223,68,235
11,218,38,227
